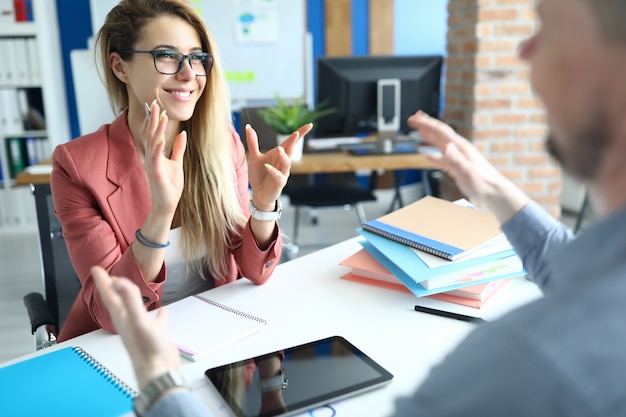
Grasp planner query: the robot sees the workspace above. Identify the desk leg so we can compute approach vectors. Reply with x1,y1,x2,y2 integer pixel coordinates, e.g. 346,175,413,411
387,170,407,213
423,170,442,198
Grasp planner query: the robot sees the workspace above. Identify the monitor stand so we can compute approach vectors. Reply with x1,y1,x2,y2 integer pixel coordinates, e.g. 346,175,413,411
376,78,401,154
376,131,396,154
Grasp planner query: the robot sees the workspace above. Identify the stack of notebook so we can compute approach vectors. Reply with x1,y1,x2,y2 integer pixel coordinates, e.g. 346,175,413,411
344,196,526,308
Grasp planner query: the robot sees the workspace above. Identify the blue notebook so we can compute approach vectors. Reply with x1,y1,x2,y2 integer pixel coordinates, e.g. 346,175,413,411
358,229,525,296
0,346,136,416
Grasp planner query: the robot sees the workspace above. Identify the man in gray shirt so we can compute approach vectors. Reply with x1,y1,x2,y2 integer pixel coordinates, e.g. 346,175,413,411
92,0,626,415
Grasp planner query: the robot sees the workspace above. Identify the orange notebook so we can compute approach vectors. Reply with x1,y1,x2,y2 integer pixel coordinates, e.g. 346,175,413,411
340,249,509,308
361,196,503,261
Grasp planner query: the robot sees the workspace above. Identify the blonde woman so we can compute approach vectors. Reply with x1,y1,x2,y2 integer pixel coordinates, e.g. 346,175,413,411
51,0,310,341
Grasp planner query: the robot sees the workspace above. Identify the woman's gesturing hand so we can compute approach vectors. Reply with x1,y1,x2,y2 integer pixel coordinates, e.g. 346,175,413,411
246,123,313,210
141,100,187,216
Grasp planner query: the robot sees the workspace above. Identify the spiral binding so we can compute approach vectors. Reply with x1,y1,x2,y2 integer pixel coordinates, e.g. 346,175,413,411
362,223,453,259
194,295,267,324
72,346,138,399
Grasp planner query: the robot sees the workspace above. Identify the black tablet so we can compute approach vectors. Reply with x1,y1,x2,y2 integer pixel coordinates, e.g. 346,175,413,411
204,336,393,417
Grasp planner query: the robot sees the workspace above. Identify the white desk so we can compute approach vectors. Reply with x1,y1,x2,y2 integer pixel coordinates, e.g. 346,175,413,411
1,237,542,416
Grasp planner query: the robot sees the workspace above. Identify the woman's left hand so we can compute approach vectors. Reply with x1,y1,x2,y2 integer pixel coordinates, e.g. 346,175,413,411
246,123,313,210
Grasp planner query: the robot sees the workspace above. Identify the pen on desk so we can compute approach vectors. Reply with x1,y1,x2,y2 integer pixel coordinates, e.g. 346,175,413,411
414,305,487,324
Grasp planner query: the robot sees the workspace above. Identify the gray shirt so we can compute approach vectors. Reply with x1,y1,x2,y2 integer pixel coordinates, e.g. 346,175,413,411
393,201,626,416
147,201,626,417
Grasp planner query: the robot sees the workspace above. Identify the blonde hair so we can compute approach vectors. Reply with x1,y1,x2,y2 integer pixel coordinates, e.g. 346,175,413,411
95,0,246,280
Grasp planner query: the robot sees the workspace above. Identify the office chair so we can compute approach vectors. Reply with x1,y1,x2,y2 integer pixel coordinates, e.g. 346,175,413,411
22,184,81,350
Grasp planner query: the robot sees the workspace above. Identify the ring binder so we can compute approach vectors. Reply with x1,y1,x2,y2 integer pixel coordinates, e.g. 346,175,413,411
195,294,267,324
73,346,138,399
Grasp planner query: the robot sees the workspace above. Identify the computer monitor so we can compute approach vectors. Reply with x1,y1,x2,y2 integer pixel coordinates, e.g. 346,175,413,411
314,55,444,137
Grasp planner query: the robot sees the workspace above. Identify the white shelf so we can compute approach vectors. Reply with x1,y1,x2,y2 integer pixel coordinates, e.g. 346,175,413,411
0,0,70,232
0,22,37,37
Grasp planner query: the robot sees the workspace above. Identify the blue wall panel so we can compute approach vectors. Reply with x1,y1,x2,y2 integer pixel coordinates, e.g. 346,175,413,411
351,0,368,55
56,0,93,140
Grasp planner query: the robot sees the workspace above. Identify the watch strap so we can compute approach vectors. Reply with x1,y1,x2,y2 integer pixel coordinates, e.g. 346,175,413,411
259,368,288,393
133,371,187,417
249,199,282,221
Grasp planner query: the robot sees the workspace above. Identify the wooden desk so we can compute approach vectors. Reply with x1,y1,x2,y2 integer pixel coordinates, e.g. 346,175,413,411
292,150,437,211
15,152,435,184
291,151,434,175
14,159,52,186
0,237,542,416
16,152,438,211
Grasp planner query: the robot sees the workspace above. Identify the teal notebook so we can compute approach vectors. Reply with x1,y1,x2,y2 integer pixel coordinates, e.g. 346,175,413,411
358,229,525,296
0,346,137,416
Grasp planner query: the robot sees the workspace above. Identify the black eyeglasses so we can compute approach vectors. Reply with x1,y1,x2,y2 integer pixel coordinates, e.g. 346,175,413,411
117,49,213,76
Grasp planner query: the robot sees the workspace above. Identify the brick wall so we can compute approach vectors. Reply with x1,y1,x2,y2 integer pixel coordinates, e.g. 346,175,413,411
444,0,561,217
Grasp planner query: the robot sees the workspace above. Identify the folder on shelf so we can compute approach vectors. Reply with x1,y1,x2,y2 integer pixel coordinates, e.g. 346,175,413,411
361,195,503,261
13,37,29,84
0,1,16,25
24,136,39,165
5,136,26,177
0,346,136,416
26,37,40,83
3,37,18,85
13,0,27,22
0,89,25,134
161,294,267,362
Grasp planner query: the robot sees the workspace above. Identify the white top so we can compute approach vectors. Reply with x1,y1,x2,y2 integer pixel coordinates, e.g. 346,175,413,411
162,227,212,305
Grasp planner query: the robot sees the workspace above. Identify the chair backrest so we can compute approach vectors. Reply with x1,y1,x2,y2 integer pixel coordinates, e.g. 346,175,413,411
238,107,279,152
31,184,81,333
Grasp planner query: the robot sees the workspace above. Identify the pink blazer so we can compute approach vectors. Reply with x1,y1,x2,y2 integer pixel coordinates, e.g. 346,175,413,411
51,112,281,341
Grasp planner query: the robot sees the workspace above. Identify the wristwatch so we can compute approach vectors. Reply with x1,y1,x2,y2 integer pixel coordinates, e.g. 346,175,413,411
134,370,187,417
249,199,282,221
259,368,288,393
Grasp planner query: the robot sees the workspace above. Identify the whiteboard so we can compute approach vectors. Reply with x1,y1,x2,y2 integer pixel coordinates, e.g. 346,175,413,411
70,48,116,136
87,0,307,104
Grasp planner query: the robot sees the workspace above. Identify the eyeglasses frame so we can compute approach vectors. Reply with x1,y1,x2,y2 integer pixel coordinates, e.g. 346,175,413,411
116,49,213,76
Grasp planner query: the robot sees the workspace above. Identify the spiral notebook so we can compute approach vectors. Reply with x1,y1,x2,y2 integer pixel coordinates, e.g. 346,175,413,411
361,196,503,261
162,294,267,362
0,346,136,417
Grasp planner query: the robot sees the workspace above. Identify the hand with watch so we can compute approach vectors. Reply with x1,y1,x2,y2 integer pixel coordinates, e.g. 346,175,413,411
244,123,311,223
90,266,191,416
244,123,310,249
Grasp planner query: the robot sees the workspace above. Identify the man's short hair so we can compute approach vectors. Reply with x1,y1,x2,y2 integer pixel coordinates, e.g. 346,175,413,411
585,0,626,43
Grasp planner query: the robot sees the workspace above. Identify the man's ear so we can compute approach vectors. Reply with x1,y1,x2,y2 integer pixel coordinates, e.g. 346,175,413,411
109,52,128,83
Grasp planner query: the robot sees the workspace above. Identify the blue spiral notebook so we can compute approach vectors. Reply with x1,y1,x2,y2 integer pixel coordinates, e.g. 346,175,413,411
0,346,137,416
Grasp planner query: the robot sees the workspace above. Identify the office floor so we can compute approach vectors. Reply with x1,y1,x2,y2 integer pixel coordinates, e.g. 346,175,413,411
0,185,586,364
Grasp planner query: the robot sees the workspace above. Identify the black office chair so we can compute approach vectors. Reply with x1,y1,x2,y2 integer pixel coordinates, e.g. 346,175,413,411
23,183,81,350
282,172,377,257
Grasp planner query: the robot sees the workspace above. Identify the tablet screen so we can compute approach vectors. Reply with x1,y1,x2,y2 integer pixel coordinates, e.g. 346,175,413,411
204,336,393,417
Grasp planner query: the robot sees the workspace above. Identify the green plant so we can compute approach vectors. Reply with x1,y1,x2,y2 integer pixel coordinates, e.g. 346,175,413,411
258,96,336,135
